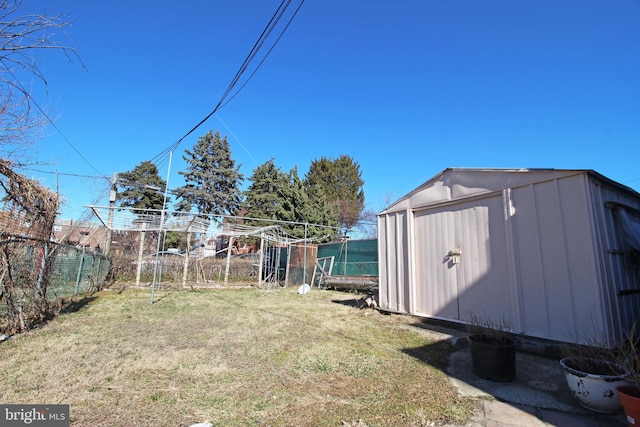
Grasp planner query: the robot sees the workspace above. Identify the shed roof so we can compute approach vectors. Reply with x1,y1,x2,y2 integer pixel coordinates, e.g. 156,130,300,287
380,168,639,214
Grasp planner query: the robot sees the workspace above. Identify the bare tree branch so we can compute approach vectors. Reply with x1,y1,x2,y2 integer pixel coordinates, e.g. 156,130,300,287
0,0,81,151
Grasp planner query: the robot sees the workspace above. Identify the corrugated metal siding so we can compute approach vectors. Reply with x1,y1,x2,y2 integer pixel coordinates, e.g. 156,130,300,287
377,211,410,313
377,215,389,309
395,212,410,313
588,175,640,346
413,194,515,324
510,175,604,343
414,206,457,319
457,195,515,324
378,169,640,346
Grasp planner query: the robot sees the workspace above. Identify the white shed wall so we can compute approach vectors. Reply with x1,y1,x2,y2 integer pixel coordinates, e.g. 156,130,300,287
412,193,516,325
509,174,604,343
378,169,640,346
377,210,411,313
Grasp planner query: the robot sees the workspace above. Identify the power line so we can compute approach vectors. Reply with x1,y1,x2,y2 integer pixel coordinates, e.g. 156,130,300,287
1,63,104,176
16,167,113,221
624,177,640,185
219,0,305,111
216,114,260,167
19,2,304,219
150,0,304,167
19,166,109,181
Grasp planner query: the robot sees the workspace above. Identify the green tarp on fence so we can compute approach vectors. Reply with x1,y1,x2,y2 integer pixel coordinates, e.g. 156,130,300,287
317,239,378,276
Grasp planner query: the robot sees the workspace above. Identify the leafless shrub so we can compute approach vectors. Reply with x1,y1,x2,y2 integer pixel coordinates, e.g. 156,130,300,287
0,158,59,333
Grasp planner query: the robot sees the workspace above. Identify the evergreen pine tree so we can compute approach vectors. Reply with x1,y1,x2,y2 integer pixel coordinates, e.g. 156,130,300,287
244,160,337,241
174,131,244,219
305,155,365,233
243,159,290,221
117,161,168,216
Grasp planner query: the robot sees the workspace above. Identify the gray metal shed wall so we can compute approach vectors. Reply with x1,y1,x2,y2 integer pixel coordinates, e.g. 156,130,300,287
412,193,516,325
378,210,410,313
378,169,640,347
508,174,604,343
588,174,640,345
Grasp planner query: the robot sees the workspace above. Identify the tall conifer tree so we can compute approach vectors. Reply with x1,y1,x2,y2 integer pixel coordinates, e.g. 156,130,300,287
174,131,244,219
243,159,290,221
305,155,365,233
244,160,337,241
117,161,168,216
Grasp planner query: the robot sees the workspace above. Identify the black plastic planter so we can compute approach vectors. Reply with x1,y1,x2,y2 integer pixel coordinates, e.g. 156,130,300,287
468,334,517,382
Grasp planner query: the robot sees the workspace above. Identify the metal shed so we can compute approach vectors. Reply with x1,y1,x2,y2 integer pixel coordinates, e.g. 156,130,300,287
377,168,640,347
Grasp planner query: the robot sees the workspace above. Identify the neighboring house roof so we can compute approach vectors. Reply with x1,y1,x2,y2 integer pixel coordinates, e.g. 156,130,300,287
52,218,107,248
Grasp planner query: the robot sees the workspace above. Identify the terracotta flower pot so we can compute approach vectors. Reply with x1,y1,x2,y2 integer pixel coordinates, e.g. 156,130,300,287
617,385,640,426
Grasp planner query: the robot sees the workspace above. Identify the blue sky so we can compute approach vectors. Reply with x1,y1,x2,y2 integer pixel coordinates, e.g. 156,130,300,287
14,0,640,222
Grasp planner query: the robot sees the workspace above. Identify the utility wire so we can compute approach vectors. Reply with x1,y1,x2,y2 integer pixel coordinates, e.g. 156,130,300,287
209,1,304,172
19,166,109,180
150,0,304,167
219,0,304,111
150,0,290,163
215,114,260,167
28,1,303,219
1,63,104,176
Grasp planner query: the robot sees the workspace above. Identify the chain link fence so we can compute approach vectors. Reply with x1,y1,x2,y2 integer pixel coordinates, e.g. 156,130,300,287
0,236,111,332
49,245,111,297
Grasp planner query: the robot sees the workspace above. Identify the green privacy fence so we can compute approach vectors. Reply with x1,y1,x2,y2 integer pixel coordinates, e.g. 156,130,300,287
271,239,378,287
317,238,378,276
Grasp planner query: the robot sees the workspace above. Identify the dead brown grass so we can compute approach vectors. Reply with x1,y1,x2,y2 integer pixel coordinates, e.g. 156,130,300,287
0,287,476,426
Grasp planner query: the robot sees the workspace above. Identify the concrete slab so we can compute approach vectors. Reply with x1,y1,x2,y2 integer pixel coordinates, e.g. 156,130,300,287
446,345,629,426
448,348,579,412
406,321,630,426
483,400,546,426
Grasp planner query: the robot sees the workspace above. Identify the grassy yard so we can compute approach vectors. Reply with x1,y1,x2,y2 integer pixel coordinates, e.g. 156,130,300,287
0,287,476,426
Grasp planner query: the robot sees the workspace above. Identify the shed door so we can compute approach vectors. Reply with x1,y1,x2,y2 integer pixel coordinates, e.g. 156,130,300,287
413,195,513,323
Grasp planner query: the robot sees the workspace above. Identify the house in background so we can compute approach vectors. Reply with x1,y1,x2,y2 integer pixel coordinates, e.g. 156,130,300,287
0,210,31,236
377,168,640,348
52,219,108,251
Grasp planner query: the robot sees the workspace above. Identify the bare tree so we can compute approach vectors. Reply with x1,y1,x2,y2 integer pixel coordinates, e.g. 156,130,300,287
0,1,81,333
0,0,81,154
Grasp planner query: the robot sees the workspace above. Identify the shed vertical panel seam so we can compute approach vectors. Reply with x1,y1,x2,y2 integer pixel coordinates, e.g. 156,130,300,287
455,207,464,320
529,183,551,337
394,213,403,312
383,213,394,312
503,188,523,333
558,177,581,342
547,178,577,341
431,210,440,316
407,208,415,315
393,213,401,312
446,209,456,317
